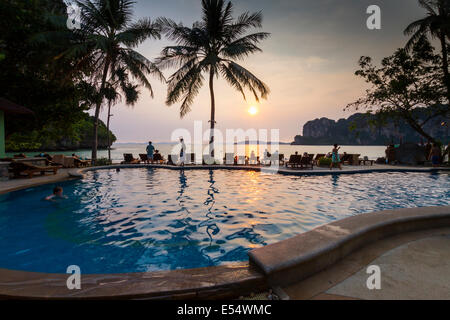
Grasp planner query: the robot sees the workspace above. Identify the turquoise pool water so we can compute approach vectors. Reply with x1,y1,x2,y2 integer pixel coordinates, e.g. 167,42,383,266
0,169,449,274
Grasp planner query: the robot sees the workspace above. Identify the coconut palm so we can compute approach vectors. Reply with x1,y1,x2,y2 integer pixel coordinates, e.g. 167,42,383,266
42,0,165,161
404,0,450,101
157,0,270,156
103,68,140,161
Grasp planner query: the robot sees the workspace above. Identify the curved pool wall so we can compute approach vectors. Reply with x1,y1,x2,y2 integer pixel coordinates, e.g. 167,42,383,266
0,205,449,300
0,164,449,299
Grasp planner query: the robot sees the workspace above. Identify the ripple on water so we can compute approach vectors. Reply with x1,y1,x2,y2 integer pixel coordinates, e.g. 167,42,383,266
0,168,449,274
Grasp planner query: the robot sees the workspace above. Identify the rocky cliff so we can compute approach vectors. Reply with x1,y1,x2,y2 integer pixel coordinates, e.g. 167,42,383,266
293,110,449,145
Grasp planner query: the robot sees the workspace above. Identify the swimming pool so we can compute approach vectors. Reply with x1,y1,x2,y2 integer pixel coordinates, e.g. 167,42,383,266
0,168,449,274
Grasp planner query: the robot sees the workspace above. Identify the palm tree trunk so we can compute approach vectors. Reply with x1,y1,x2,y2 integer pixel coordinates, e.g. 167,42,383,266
106,100,112,162
92,60,110,162
439,31,450,103
209,68,216,158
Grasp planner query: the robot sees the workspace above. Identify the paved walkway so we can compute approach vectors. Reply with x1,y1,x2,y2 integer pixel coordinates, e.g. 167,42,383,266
281,228,450,300
0,168,77,194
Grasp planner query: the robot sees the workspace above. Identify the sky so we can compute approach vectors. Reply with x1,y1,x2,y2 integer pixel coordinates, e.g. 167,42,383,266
98,0,426,143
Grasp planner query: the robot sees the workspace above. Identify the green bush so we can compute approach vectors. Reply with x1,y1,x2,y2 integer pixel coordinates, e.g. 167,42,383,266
93,158,112,166
318,156,332,166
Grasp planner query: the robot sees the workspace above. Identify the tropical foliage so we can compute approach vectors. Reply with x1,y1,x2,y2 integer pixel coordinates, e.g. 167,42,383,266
157,0,270,155
0,0,93,145
404,0,450,101
38,0,165,160
346,39,448,143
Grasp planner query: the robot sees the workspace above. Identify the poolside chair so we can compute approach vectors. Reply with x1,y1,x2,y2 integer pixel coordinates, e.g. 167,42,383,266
278,154,285,166
185,153,195,165
122,154,140,164
236,156,246,165
52,154,65,166
153,153,164,164
299,154,314,169
168,154,179,165
249,153,258,165
139,154,149,164
285,155,302,168
74,157,91,168
224,153,235,165
340,153,351,165
359,156,374,166
9,161,61,179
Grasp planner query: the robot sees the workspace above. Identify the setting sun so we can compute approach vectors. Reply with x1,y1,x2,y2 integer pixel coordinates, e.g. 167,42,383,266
248,106,259,116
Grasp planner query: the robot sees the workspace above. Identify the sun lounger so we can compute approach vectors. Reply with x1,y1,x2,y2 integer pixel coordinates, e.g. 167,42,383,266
300,154,314,169
153,153,164,164
122,153,140,164
278,154,285,166
249,153,258,165
52,154,65,166
74,158,91,167
224,153,235,165
10,161,61,179
286,155,302,168
359,156,374,166
185,153,195,165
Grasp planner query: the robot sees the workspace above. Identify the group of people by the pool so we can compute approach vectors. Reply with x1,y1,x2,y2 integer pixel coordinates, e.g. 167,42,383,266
385,141,450,167
145,138,187,165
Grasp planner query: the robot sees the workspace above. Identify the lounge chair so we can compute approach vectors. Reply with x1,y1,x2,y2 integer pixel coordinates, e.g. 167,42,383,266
300,154,314,169
278,154,285,166
74,158,91,168
185,153,195,165
139,154,150,164
249,153,258,165
285,155,302,168
153,153,164,164
340,154,351,164
236,156,246,165
168,154,180,165
359,156,374,166
224,153,235,165
10,161,61,179
122,154,140,164
52,154,65,166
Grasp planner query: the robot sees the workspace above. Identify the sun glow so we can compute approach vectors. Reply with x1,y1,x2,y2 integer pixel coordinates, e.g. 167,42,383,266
248,106,259,116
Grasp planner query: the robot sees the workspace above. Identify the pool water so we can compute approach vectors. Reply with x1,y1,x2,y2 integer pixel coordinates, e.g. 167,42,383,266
0,169,449,274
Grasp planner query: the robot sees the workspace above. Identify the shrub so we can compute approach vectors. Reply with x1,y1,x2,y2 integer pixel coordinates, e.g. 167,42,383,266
93,158,112,166
318,156,332,166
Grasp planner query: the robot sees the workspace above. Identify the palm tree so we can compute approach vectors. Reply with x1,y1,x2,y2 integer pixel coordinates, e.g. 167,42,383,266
46,0,165,161
157,0,270,157
404,0,450,102
103,68,140,161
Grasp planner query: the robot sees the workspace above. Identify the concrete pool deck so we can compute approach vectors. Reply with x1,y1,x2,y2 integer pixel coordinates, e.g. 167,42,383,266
282,227,450,300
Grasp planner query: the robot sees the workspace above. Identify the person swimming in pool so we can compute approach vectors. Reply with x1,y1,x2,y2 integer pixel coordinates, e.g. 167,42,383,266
45,186,68,201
